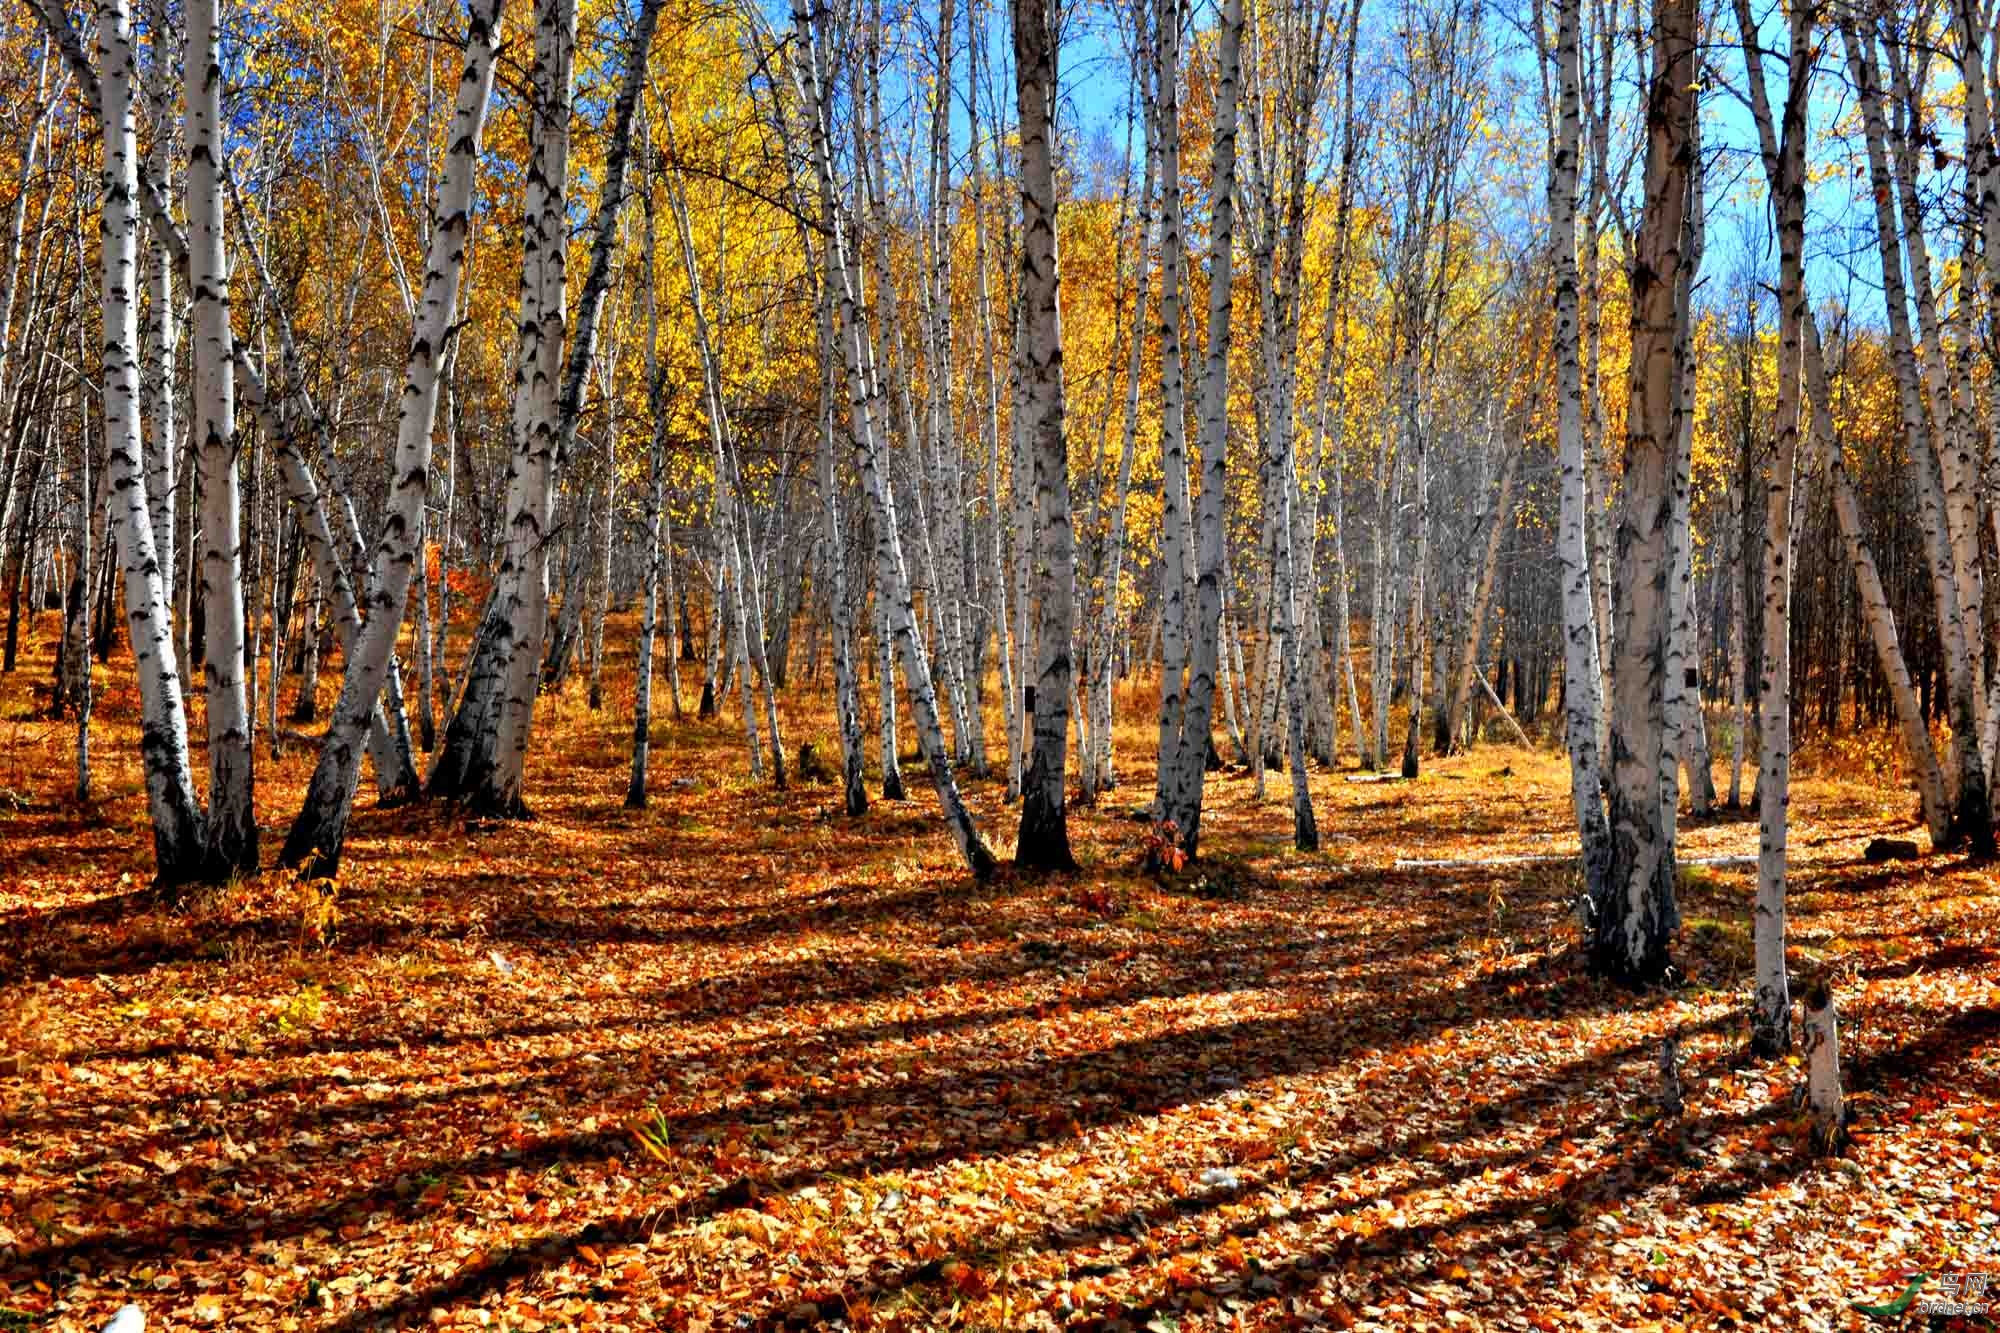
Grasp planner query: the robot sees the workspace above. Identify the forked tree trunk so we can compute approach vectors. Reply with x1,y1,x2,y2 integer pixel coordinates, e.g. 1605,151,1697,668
280,0,505,875
480,0,577,816
1591,0,1693,986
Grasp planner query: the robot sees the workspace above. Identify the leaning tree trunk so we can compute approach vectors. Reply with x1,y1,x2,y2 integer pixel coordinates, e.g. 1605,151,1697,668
1012,0,1076,870
1842,15,1991,856
1802,318,1949,844
1591,0,1694,986
280,0,504,875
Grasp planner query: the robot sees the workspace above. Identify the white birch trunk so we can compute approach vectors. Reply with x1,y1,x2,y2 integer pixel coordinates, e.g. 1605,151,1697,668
141,0,177,614
1736,0,1809,1052
1088,28,1157,798
1548,0,1609,884
1162,0,1245,856
187,0,254,872
1803,319,1949,844
1591,0,1692,985
629,154,667,809
93,0,207,887
1446,443,1518,752
1842,16,1992,854
1802,979,1847,1155
1012,0,1075,868
1153,0,1192,820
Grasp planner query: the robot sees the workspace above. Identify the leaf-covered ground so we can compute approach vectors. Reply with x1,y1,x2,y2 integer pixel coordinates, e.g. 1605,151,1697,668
3,617,1997,1331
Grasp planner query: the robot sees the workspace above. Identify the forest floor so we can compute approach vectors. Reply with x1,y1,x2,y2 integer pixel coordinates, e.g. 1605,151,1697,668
2,611,1998,1332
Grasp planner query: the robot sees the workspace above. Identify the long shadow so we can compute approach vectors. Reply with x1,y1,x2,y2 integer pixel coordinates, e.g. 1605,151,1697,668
761,1008,1741,1325
1099,1092,1807,1332
13,927,1707,1317
6,932,1580,1280
0,876,1011,986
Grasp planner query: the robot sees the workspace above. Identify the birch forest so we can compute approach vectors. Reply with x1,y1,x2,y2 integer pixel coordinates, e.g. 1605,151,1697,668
4,0,2000,1323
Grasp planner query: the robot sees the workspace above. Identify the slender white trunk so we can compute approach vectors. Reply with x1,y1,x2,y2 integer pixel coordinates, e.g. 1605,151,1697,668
1162,0,1245,856
1842,16,1992,854
1447,442,1518,752
483,0,576,815
1089,29,1157,798
1802,318,1949,843
1012,0,1075,868
187,0,254,872
814,277,867,816
93,0,207,887
1548,0,1609,882
1739,0,1809,1052
965,0,1016,802
629,152,667,808
142,0,177,613
1153,0,1191,819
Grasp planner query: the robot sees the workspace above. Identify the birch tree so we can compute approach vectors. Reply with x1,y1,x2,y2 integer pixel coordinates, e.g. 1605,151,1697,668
789,0,995,878
279,0,505,874
1162,0,1246,857
1547,0,1609,885
187,0,255,873
1735,0,1813,1052
1589,0,1694,985
1012,0,1076,869
91,0,208,888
